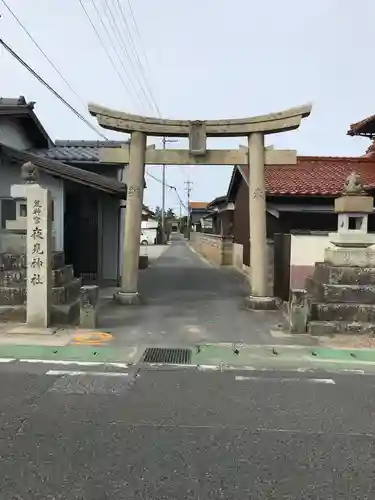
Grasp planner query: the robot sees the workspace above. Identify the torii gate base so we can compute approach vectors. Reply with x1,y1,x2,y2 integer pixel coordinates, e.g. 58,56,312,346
89,103,311,309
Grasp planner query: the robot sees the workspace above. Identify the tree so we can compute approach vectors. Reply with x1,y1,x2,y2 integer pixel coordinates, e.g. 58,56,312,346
154,206,162,220
166,208,176,219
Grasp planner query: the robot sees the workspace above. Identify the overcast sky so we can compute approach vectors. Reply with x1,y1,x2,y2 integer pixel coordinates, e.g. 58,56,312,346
1,0,374,212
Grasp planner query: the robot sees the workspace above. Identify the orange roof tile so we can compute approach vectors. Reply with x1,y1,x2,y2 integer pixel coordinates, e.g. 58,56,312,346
240,156,375,196
189,201,208,209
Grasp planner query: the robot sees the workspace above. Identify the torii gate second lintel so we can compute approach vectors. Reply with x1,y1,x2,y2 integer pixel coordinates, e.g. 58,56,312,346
89,103,312,308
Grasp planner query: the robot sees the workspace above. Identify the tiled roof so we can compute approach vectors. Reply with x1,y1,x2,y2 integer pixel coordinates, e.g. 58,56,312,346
207,195,227,209
0,96,30,107
2,145,126,198
189,201,208,210
364,140,375,158
348,114,375,136
0,95,52,148
34,140,127,163
238,156,375,196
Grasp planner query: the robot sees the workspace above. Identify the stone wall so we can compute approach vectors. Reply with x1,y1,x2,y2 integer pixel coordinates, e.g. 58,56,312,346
190,232,233,266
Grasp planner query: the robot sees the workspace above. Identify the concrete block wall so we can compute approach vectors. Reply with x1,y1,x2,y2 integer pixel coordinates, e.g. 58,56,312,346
190,232,233,266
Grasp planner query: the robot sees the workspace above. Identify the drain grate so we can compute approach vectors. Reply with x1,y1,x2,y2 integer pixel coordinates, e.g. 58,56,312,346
143,347,192,364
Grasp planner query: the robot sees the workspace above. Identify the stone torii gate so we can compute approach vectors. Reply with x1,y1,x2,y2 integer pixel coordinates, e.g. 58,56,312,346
89,103,311,308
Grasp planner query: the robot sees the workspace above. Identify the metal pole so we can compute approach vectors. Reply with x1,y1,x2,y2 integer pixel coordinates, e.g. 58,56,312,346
161,137,166,244
185,180,193,240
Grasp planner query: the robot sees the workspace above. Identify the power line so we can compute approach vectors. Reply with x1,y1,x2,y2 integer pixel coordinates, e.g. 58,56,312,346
112,0,160,115
0,0,88,110
125,0,152,74
146,170,187,210
0,37,109,140
99,0,153,113
89,0,149,111
78,0,136,106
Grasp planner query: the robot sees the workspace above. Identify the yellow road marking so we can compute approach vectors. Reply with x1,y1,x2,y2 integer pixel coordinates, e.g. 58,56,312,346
72,331,113,345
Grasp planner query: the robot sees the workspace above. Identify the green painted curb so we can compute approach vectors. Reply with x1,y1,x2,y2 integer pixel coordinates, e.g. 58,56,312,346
0,344,137,363
191,344,375,366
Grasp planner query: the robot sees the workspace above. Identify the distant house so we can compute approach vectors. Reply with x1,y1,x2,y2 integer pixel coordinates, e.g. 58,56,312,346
227,156,375,268
188,201,211,232
0,96,131,285
204,196,234,236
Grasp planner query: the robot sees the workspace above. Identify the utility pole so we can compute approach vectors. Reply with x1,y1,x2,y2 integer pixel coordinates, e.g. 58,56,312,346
161,137,178,244
162,137,166,245
184,180,193,240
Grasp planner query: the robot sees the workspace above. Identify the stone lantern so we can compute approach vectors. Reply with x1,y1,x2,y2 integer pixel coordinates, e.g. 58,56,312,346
328,172,375,248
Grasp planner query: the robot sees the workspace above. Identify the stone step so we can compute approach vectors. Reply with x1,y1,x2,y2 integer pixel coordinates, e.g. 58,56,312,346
0,253,26,271
0,270,25,287
0,305,26,322
312,262,375,286
309,283,375,304
52,251,65,270
308,320,375,336
0,251,65,271
51,299,80,326
52,265,74,287
0,300,80,325
310,302,375,323
0,286,26,306
52,278,81,305
0,265,74,287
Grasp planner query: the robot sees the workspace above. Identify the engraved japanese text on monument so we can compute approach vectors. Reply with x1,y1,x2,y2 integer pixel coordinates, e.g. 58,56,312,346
29,199,45,286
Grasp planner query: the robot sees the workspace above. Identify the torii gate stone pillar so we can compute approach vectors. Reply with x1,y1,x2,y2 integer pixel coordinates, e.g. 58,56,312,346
89,103,311,308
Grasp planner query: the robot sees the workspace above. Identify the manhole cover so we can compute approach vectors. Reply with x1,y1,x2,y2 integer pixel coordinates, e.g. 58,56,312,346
143,347,192,364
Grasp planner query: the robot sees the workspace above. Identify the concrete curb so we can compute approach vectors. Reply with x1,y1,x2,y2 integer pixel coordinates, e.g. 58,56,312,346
0,342,374,370
187,243,215,267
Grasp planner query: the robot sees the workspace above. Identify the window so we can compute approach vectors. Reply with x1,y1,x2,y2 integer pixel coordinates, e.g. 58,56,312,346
348,216,362,230
0,198,55,229
0,199,16,229
19,203,27,217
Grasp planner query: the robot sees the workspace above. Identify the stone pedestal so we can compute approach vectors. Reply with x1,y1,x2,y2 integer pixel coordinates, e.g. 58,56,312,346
288,289,308,333
304,174,375,335
244,295,280,311
26,184,52,327
80,285,99,328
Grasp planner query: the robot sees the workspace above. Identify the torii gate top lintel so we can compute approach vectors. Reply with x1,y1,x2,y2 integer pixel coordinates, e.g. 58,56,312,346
88,102,312,138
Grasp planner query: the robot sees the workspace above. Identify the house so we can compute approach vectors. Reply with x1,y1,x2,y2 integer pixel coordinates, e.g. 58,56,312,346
227,155,375,267
204,196,234,236
0,96,131,286
188,201,211,232
140,207,158,245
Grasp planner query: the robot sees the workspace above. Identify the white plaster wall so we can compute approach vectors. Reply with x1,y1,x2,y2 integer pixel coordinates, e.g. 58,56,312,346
290,234,333,266
0,117,33,150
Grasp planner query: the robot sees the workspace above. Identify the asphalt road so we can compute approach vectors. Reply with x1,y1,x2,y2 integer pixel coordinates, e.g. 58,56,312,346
99,236,290,347
1,362,374,499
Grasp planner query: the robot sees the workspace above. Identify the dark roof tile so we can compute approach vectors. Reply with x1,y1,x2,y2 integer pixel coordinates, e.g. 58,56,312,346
34,140,127,163
2,145,126,198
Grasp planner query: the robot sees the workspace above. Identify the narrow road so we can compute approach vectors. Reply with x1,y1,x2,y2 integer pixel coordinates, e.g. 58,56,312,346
0,361,374,499
100,236,283,346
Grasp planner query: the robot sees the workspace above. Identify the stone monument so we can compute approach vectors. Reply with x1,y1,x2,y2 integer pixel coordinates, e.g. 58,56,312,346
306,173,375,334
22,163,53,327
0,162,82,326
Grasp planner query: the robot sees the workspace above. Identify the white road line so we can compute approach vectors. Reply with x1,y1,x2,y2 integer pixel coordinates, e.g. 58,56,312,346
19,359,128,368
46,370,129,377
235,375,336,384
0,358,16,363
